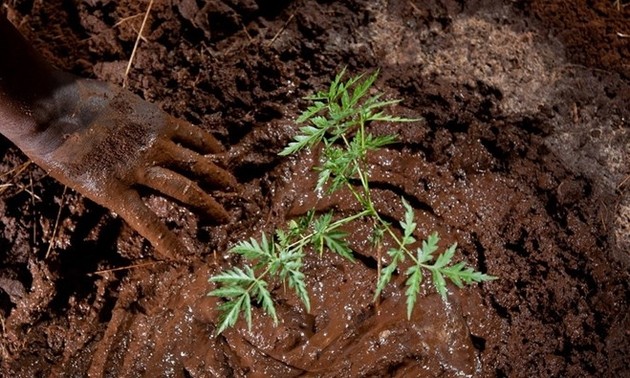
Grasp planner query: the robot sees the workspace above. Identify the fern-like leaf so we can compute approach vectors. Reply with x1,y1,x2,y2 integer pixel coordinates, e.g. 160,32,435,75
364,134,397,151
287,269,311,312
251,279,277,325
209,266,254,286
296,101,326,124
400,197,417,246
433,243,457,270
374,247,405,300
231,235,273,263
432,270,448,300
279,123,328,156
440,262,497,287
405,265,422,319
418,232,440,263
214,294,247,335
323,230,354,261
373,260,398,301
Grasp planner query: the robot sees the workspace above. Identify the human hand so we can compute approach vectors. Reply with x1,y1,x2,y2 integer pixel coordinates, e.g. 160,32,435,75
26,78,237,259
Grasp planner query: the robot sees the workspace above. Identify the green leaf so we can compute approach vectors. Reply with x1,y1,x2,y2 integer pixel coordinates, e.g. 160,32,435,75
350,70,378,107
363,98,400,114
320,145,356,190
343,71,365,94
323,230,354,261
440,263,498,286
374,248,404,301
433,243,457,269
296,101,326,124
295,211,315,235
316,168,332,192
279,123,328,156
214,295,247,335
209,266,255,285
251,279,277,325
370,114,417,123
418,232,440,262
275,229,291,251
432,270,448,300
230,234,276,264
311,212,333,255
311,116,330,129
329,67,347,99
208,286,247,298
287,269,311,312
405,265,422,319
210,265,277,333
364,134,397,150
311,212,355,262
387,246,405,262
242,293,252,330
416,236,497,300
370,223,387,247
374,261,397,301
399,197,417,246
341,88,350,109
280,139,306,157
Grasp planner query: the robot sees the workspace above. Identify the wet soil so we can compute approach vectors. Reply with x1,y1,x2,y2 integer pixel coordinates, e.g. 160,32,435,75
1,0,629,376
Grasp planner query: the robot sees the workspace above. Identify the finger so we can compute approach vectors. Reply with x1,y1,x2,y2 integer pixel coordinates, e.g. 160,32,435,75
154,139,238,190
167,117,225,154
116,190,186,259
137,166,230,223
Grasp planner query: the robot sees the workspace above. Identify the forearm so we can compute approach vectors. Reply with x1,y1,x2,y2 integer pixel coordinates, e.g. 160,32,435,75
0,16,62,101
0,16,80,155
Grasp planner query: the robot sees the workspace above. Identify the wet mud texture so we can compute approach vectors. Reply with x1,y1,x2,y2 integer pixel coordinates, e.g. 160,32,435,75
1,0,629,377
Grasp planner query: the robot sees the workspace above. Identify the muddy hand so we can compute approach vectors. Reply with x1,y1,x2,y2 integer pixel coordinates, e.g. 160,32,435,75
0,17,236,258
43,80,237,257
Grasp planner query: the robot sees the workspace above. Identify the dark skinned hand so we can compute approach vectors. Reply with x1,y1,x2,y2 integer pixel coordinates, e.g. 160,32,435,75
40,80,237,258
0,17,237,259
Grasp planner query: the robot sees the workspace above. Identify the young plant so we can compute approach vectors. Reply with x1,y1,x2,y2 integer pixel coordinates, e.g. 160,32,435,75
209,69,496,334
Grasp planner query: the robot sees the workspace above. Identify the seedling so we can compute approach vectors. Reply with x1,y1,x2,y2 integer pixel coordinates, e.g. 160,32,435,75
209,69,496,334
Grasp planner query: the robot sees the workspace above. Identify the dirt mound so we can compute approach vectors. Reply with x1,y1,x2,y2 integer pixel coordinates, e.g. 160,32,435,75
1,0,628,376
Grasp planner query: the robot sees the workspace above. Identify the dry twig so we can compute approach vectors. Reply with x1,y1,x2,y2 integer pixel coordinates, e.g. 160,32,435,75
266,13,295,48
617,174,630,191
91,261,162,275
45,186,68,259
613,0,630,11
114,13,144,28
0,161,32,195
123,0,154,88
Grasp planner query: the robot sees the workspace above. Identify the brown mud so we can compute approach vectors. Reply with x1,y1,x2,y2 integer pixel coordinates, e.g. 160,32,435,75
0,0,628,376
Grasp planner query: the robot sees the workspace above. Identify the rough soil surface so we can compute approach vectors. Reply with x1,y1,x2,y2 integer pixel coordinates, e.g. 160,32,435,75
0,0,628,377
